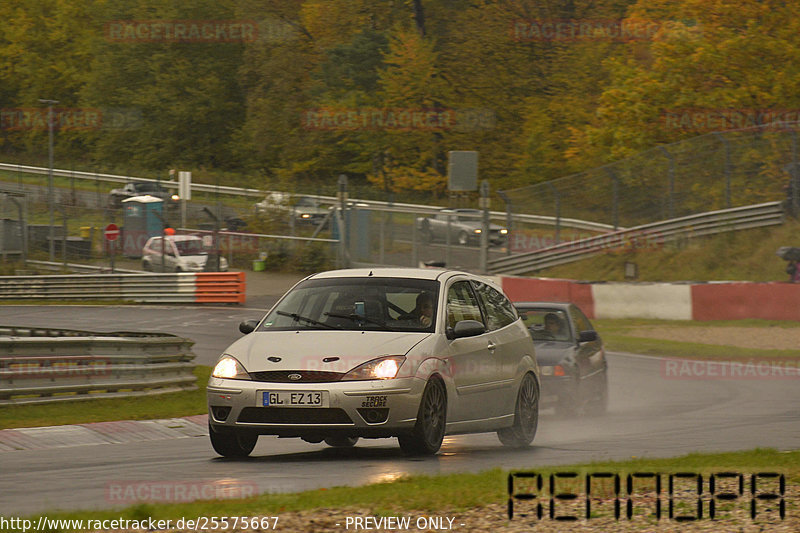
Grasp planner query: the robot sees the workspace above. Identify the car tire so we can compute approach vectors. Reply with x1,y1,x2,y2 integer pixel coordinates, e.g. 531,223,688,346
208,423,257,458
457,231,469,246
497,373,539,447
324,436,359,448
175,266,183,273
142,260,151,272
398,377,446,456
583,372,609,416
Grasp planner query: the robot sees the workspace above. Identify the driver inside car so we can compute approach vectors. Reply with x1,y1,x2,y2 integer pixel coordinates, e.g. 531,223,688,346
544,312,566,339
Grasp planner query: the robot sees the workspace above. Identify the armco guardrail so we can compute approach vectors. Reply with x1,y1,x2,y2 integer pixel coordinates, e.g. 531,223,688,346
0,272,245,304
0,326,196,406
490,202,784,275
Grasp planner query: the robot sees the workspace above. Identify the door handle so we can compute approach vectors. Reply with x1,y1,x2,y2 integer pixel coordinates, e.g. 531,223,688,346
487,341,496,353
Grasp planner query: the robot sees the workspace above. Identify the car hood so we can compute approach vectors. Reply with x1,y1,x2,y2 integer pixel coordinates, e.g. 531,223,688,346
225,330,431,373
532,341,575,366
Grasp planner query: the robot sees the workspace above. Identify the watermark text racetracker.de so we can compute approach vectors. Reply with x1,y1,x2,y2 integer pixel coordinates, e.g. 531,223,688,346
106,479,258,504
302,107,496,133
661,108,800,133
0,107,142,131
662,358,800,380
104,20,258,43
0,515,279,532
511,18,699,42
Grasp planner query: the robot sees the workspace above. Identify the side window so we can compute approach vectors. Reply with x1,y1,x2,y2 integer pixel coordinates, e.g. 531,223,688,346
150,238,162,253
446,281,484,329
569,306,593,334
472,281,517,331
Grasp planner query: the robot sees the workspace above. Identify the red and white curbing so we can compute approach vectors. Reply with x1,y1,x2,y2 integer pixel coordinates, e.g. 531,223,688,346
498,275,800,321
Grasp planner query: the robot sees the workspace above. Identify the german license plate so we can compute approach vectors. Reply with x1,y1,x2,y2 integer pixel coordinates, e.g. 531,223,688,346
262,391,329,407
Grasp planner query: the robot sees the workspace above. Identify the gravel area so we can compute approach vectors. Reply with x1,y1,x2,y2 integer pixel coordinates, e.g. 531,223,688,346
624,326,800,351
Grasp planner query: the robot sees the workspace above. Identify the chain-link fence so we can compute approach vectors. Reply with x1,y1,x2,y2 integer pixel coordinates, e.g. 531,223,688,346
499,123,800,229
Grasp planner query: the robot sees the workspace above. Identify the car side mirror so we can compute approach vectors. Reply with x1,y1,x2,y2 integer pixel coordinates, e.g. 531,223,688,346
578,330,598,343
448,319,486,340
239,320,259,334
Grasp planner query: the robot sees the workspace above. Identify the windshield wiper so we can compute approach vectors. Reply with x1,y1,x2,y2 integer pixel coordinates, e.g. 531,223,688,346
276,310,338,329
324,312,397,330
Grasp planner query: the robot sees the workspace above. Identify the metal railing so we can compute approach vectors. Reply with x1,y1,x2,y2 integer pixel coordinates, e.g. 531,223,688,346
0,272,245,303
0,326,196,406
0,162,613,232
489,202,784,275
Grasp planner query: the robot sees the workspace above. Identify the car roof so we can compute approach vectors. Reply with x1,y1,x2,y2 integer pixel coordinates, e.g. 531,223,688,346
307,267,473,282
514,301,573,311
150,234,201,242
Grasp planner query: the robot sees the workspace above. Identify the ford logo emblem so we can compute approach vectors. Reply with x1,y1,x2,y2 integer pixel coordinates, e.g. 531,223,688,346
288,373,302,381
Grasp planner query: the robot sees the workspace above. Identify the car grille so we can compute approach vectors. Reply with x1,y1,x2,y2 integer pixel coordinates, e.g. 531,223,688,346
237,407,353,424
249,371,345,383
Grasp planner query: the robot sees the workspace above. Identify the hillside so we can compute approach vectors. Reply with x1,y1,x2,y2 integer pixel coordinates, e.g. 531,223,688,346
533,218,800,283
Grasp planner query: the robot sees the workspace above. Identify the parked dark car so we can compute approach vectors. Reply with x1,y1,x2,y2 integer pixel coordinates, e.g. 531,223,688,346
108,181,179,210
515,302,608,416
416,208,508,246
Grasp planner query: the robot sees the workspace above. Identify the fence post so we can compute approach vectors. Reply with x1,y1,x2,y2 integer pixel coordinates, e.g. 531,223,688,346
480,181,490,274
547,183,561,245
337,174,349,268
714,132,732,209
791,130,799,217
606,168,619,230
659,146,676,219
497,190,513,256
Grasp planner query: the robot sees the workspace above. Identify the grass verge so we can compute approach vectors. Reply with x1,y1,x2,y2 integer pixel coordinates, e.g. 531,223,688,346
595,318,800,360
18,448,798,528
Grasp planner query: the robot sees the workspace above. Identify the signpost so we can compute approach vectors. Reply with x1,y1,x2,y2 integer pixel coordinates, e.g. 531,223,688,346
105,223,119,272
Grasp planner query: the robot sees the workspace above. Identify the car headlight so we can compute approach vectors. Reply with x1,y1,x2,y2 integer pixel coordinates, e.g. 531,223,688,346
473,229,482,234
300,213,311,219
500,229,508,234
171,194,180,201
342,356,405,381
211,355,250,379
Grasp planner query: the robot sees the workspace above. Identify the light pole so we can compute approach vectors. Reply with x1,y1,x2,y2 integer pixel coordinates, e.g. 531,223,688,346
39,99,59,261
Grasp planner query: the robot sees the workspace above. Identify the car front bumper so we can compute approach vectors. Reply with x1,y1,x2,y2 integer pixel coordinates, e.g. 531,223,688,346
207,376,426,438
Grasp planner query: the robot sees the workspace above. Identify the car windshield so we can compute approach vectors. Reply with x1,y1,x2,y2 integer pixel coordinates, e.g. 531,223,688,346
520,308,572,342
455,210,480,222
295,197,319,207
259,277,439,332
174,238,206,255
135,183,161,192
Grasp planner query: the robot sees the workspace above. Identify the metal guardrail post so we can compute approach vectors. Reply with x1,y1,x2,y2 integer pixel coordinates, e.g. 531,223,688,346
480,180,490,274
497,190,513,257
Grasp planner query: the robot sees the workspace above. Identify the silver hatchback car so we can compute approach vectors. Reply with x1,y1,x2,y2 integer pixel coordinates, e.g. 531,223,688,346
207,268,540,456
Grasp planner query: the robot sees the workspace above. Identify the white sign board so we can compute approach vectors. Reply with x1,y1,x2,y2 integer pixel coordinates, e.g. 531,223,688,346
179,171,192,201
448,151,478,192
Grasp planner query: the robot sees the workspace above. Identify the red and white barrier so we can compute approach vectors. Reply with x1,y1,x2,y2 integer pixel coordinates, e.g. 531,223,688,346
500,275,800,321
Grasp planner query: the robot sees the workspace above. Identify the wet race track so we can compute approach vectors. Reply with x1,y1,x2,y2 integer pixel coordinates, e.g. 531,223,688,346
1,305,799,515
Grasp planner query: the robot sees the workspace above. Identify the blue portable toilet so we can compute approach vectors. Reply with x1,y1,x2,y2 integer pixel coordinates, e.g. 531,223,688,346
122,195,164,257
